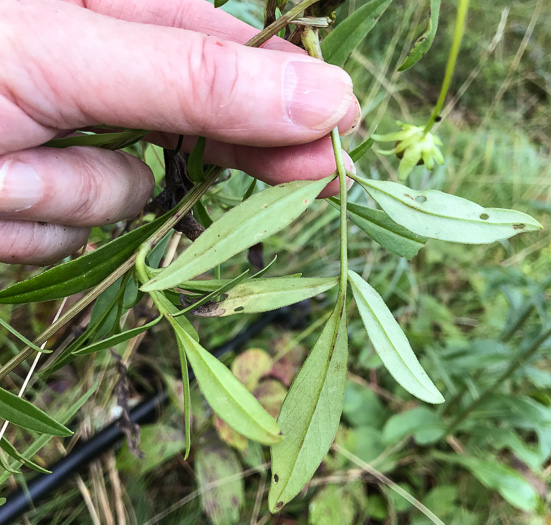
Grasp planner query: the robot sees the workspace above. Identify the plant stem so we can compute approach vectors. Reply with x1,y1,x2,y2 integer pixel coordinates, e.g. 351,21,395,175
423,0,470,134
246,0,322,47
331,127,349,298
301,26,349,300
445,324,551,436
0,168,221,381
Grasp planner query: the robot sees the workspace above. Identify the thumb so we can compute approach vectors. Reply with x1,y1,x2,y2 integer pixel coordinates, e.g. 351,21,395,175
1,0,355,152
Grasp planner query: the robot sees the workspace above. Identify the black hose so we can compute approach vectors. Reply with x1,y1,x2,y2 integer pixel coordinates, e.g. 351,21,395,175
0,308,290,524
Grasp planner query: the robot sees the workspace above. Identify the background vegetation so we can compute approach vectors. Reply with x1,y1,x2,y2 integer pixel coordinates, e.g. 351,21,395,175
1,0,550,523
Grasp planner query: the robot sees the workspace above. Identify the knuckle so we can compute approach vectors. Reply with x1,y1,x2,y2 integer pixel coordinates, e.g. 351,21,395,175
183,35,240,132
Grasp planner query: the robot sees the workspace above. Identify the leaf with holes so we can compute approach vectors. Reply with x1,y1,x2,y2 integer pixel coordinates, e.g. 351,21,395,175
359,179,542,244
348,270,444,404
172,323,282,445
398,0,441,71
142,176,332,291
269,299,348,512
193,276,339,317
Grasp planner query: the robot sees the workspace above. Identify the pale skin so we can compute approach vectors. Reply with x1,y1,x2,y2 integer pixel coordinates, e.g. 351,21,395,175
0,0,359,265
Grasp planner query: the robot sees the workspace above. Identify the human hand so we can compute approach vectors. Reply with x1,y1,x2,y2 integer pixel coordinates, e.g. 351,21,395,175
0,0,359,265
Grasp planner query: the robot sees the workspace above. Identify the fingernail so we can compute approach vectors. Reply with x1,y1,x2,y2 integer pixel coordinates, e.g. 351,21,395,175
340,96,362,136
0,160,42,212
344,151,356,175
285,59,354,130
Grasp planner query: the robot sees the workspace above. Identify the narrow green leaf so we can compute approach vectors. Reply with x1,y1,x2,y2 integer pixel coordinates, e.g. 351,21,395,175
169,257,280,294
348,270,443,404
243,178,257,201
269,300,348,512
172,323,282,445
0,387,73,436
43,129,148,150
194,276,339,317
0,214,170,304
214,0,230,6
154,292,199,342
0,454,20,474
0,437,51,474
142,176,332,292
0,384,96,484
349,135,375,163
174,271,250,317
321,0,394,67
40,275,132,374
174,328,192,460
398,0,441,71
0,317,50,353
331,199,426,259
360,179,542,244
188,136,206,183
194,200,213,228
73,316,163,356
433,452,539,512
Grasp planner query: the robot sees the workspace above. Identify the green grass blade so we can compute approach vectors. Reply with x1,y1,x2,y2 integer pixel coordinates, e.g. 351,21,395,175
72,316,163,356
0,387,73,436
0,437,51,474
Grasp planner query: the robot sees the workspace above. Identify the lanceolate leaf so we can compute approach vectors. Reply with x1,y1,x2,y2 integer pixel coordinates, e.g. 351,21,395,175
172,323,283,445
331,199,426,259
72,316,163,356
142,176,332,292
433,452,539,512
188,136,206,183
194,276,339,317
359,179,542,244
0,317,50,353
0,387,73,436
269,299,348,512
0,384,95,484
398,0,441,71
170,257,280,294
349,135,375,163
321,0,394,67
348,270,443,404
0,438,50,474
0,214,170,304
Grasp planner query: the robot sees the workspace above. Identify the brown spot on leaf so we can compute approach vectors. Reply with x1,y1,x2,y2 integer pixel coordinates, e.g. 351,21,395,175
513,223,526,230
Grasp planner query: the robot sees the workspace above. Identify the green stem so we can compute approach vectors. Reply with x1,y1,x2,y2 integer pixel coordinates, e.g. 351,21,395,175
331,128,349,299
445,324,551,436
423,0,469,134
302,26,349,301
